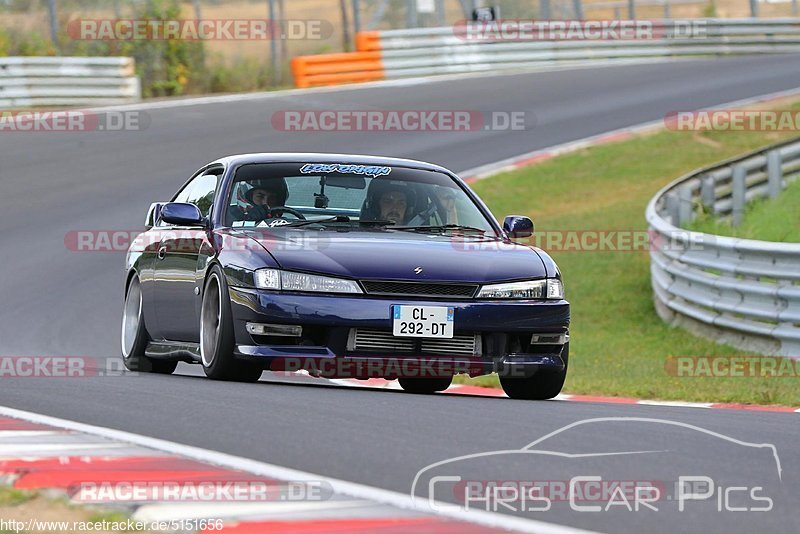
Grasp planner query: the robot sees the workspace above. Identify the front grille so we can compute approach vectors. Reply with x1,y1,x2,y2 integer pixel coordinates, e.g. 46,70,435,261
349,329,416,352
421,335,480,355
361,281,478,299
348,328,480,356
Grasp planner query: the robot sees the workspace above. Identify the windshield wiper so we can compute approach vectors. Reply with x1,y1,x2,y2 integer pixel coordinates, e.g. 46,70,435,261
357,219,397,226
389,224,487,235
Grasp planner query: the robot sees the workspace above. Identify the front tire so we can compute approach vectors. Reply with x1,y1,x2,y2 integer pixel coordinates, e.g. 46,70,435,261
200,266,263,382
399,376,452,394
500,343,569,400
121,276,177,374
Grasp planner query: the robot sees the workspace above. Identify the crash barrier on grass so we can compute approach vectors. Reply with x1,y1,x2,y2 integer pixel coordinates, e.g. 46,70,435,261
292,18,800,88
646,137,800,357
0,57,141,107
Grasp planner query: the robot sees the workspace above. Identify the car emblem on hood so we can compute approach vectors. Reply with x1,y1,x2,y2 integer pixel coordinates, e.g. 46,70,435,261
414,267,423,274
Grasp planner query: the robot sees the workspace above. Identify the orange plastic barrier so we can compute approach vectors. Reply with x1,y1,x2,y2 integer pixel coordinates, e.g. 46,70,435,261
355,31,381,52
291,32,384,88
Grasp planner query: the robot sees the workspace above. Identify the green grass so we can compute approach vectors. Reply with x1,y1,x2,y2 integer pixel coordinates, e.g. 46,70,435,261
0,486,36,506
454,121,800,406
688,178,800,241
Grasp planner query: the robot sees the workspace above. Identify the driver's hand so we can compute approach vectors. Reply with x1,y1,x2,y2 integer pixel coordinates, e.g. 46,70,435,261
246,205,270,221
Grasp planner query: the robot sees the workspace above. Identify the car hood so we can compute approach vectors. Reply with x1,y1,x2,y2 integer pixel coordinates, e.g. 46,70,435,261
242,229,547,283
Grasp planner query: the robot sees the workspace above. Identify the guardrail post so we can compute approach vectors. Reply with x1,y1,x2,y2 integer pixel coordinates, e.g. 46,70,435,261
700,175,716,211
678,183,694,224
628,0,636,18
767,150,783,199
435,0,445,26
573,0,584,19
46,0,59,51
268,0,278,82
666,192,680,226
732,164,746,227
352,0,361,35
749,0,759,17
540,0,552,19
406,0,417,28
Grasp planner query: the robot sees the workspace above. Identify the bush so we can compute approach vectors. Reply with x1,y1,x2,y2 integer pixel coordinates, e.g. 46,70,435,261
0,0,283,97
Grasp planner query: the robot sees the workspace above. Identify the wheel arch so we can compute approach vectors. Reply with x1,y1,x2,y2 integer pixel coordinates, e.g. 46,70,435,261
124,269,138,297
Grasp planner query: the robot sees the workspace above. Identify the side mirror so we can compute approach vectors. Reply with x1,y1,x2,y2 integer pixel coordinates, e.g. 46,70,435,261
160,202,205,226
503,215,534,238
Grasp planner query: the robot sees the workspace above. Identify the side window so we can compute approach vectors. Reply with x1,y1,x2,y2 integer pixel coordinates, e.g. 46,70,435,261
160,168,220,226
172,179,197,204
185,173,217,217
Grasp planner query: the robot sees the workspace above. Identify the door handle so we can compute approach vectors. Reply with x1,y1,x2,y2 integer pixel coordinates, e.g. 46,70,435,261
157,246,167,260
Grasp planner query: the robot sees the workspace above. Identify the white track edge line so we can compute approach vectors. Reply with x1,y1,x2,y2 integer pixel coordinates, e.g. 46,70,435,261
459,85,800,180
0,405,599,534
71,57,686,114
326,379,799,412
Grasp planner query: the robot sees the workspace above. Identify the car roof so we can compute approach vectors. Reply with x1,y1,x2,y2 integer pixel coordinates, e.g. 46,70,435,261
208,153,454,175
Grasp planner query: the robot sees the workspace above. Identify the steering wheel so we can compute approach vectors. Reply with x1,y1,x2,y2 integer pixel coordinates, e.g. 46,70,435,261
269,206,306,220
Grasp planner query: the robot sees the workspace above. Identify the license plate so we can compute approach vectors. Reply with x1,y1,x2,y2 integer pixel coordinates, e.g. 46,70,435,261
392,305,454,338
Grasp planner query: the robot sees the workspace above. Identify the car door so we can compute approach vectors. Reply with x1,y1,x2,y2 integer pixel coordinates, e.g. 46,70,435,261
152,166,222,342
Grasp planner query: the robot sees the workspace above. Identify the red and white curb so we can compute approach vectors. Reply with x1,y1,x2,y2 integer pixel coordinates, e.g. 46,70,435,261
0,406,595,534
329,379,800,414
460,85,800,182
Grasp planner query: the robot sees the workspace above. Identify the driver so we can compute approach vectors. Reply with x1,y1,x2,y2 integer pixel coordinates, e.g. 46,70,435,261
233,179,288,222
361,180,416,225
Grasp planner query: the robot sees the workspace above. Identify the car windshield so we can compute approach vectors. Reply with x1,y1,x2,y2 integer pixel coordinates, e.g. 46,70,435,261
224,162,497,234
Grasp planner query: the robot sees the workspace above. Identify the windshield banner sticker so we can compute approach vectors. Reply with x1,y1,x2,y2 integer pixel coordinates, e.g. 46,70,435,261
299,163,392,178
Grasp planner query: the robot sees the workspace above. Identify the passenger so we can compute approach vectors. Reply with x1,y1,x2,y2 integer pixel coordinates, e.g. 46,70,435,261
434,186,459,225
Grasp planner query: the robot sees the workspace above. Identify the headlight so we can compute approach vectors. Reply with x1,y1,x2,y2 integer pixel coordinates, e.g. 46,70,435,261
477,279,564,300
254,268,362,294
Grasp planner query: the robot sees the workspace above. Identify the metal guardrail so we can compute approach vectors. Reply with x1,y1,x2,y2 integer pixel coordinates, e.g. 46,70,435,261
0,57,141,107
293,18,800,87
646,137,800,358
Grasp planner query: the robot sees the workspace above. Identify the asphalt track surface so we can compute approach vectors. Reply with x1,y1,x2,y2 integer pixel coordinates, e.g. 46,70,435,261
1,55,800,532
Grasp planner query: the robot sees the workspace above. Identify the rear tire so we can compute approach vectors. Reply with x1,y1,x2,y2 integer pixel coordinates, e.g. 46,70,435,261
500,343,568,400
121,276,178,374
399,376,452,394
200,266,263,383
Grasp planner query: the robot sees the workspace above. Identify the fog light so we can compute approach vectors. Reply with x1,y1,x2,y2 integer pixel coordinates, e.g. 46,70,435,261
246,323,303,337
530,333,569,345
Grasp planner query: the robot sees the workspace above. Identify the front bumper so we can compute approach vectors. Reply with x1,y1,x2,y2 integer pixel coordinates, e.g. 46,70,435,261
229,287,570,378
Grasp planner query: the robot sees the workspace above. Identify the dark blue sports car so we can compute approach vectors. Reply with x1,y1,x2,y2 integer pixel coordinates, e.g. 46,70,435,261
122,154,569,399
